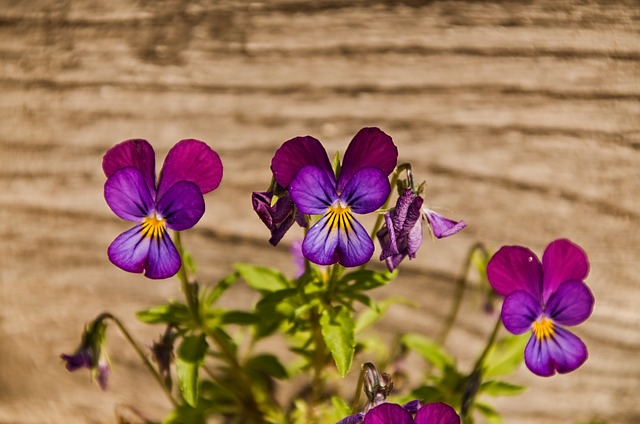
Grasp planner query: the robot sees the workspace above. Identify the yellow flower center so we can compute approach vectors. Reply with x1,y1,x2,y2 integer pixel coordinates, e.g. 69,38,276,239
327,201,353,233
141,213,166,239
532,316,555,341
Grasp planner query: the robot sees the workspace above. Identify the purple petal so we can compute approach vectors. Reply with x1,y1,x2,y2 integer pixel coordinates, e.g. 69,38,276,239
302,214,340,266
338,128,398,192
271,135,334,188
340,167,390,214
145,231,181,279
156,180,205,231
501,290,541,334
378,214,400,258
96,361,110,391
394,190,424,239
487,246,543,301
337,213,375,267
60,351,92,372
402,400,422,415
384,254,405,272
546,280,594,326
364,403,413,424
541,239,590,303
156,139,223,199
102,139,156,195
423,209,466,239
289,166,337,215
524,327,588,376
337,413,364,424
104,167,154,222
108,225,151,274
415,402,460,424
406,218,423,258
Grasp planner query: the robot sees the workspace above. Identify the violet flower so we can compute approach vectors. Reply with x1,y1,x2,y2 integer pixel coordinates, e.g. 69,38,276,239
61,319,110,390
272,127,398,267
487,238,595,376
103,139,222,279
252,190,306,246
338,402,460,424
377,189,466,271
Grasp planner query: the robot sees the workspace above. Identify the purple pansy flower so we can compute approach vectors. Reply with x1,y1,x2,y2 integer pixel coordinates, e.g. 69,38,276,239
338,402,460,424
487,239,595,376
272,128,398,267
377,189,466,271
103,139,222,279
61,320,110,390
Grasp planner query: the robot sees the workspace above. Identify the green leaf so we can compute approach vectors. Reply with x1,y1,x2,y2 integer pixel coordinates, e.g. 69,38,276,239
402,333,455,371
331,396,352,420
136,302,191,325
247,353,288,379
483,333,528,378
474,402,503,424
235,263,290,292
411,385,444,404
176,334,208,407
479,380,526,397
220,310,259,325
355,297,411,334
339,269,397,293
200,273,239,309
320,306,355,377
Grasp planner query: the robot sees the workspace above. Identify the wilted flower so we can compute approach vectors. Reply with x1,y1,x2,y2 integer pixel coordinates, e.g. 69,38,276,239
377,189,466,271
103,139,222,279
487,238,595,376
60,319,110,390
150,326,176,389
252,190,306,246
271,128,398,267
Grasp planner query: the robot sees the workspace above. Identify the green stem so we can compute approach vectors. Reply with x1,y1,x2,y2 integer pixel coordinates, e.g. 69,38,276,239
351,365,366,413
436,242,489,345
173,232,200,324
96,312,178,407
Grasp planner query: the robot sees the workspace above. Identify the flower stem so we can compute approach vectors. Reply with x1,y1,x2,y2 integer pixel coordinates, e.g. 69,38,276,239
173,231,200,325
95,312,178,407
437,242,489,345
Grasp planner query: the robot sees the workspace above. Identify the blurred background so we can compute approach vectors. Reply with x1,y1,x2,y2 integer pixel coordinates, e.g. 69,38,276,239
0,0,638,423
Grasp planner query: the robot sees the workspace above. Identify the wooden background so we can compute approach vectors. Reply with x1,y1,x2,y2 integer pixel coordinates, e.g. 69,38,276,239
0,0,638,423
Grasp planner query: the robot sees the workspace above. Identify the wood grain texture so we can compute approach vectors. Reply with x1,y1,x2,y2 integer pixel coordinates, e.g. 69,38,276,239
0,1,638,423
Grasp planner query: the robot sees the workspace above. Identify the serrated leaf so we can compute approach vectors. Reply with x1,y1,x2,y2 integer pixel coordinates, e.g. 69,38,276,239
136,302,191,325
479,380,526,397
176,334,208,407
402,333,455,371
200,273,239,309
235,263,290,292
339,269,397,292
320,306,355,377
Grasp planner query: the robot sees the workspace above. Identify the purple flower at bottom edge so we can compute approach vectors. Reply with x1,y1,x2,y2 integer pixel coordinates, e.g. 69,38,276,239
252,191,306,246
272,128,398,267
377,189,466,271
102,139,223,279
487,238,594,377
338,402,460,424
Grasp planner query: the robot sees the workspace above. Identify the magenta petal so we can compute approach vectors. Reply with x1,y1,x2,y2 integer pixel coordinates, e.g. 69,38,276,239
157,139,223,199
525,327,588,376
415,402,460,424
364,403,413,424
108,225,151,274
271,135,334,188
145,232,181,279
102,139,156,195
157,181,205,231
337,214,375,267
289,166,337,215
302,214,340,265
338,128,398,192
501,291,541,334
104,168,154,222
542,239,590,303
423,209,466,239
340,167,390,214
487,246,543,300
546,280,594,326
